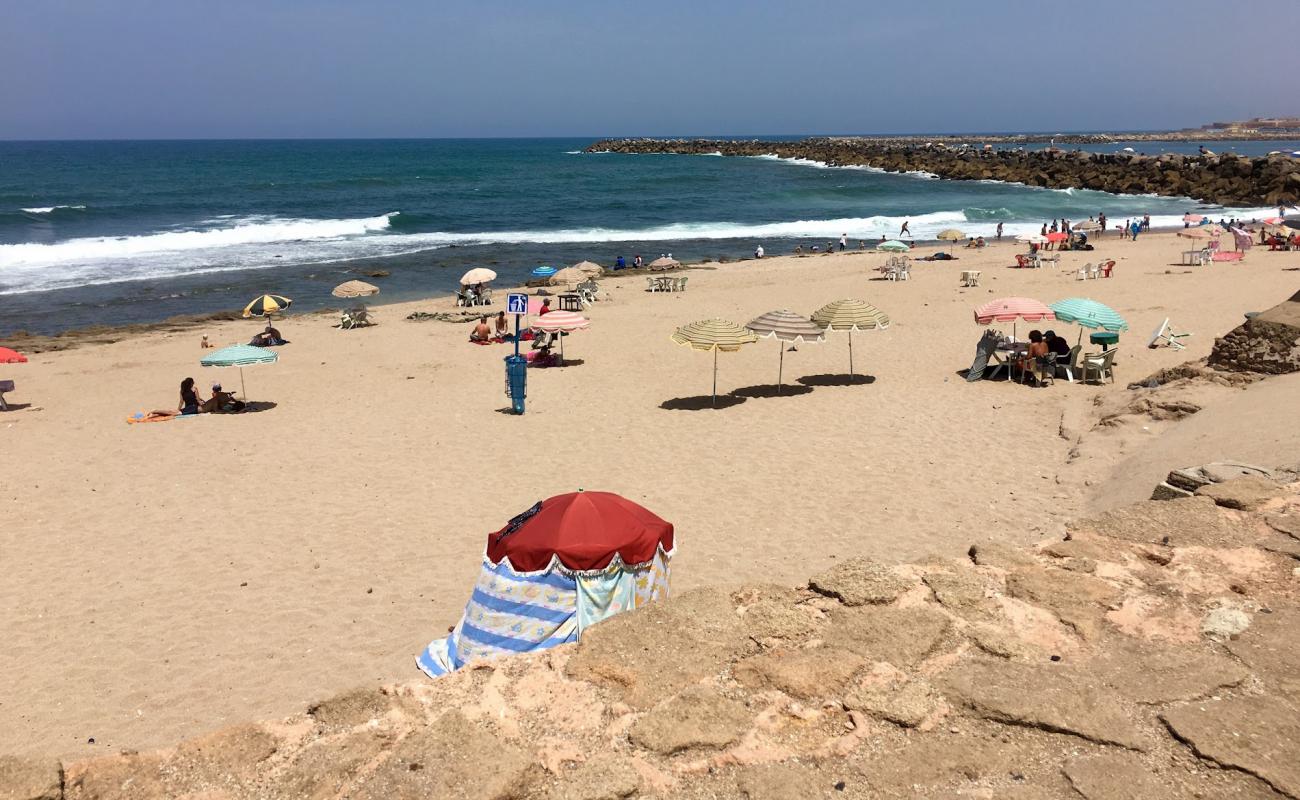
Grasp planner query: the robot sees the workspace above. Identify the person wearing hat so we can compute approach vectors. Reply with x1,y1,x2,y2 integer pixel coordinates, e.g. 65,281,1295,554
202,382,245,413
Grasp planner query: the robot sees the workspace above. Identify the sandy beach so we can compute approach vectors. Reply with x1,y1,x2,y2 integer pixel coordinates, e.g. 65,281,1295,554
3,229,1298,760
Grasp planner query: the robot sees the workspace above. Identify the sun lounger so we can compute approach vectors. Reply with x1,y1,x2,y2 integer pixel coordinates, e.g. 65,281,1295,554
1079,348,1118,384
0,379,13,410
1147,318,1192,350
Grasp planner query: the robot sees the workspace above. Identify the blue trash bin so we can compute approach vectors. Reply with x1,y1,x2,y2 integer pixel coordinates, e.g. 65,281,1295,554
504,354,527,414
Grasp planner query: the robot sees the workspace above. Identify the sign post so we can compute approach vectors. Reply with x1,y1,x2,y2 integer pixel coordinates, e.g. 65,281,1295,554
504,293,530,414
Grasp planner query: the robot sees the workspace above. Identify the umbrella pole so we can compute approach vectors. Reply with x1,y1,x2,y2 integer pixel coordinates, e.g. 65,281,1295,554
712,348,719,407
560,334,566,366
778,346,784,394
849,330,855,380
240,367,247,401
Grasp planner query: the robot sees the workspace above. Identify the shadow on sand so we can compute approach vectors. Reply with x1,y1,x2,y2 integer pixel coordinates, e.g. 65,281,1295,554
239,401,279,413
730,384,815,399
659,394,747,411
796,374,877,387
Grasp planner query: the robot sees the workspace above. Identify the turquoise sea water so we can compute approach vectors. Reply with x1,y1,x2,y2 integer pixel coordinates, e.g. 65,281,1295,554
1,137,1293,335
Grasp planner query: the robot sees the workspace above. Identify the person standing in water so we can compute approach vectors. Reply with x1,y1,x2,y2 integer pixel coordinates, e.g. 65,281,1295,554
900,220,911,238
996,222,1004,241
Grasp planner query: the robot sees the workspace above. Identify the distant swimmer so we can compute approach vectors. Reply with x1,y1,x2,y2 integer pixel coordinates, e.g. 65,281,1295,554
899,220,911,238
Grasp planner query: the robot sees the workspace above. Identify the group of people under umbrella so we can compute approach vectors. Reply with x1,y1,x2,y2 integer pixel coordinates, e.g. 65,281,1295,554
968,295,1129,385
671,299,891,406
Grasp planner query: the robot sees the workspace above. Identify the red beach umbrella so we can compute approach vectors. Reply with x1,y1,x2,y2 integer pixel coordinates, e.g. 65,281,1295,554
0,347,28,364
1045,232,1068,243
486,491,674,572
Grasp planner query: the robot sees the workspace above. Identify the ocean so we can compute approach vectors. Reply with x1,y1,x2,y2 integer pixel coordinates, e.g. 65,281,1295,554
1,137,1294,336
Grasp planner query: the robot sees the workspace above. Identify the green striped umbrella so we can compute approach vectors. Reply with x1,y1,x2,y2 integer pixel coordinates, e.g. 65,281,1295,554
876,240,910,253
200,344,278,400
1049,298,1128,344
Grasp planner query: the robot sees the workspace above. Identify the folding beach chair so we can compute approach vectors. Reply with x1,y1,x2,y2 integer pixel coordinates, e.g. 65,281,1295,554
0,379,13,411
1147,319,1192,351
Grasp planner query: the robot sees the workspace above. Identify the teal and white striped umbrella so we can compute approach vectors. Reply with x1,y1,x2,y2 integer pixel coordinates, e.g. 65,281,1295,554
200,344,277,400
876,240,910,252
1049,298,1128,336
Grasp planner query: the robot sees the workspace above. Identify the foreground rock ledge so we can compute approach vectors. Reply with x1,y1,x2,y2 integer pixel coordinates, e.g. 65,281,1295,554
9,479,1300,799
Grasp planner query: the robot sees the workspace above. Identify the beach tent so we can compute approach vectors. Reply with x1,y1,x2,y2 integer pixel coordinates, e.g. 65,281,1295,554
671,318,758,406
746,309,825,393
417,491,674,679
242,294,292,319
200,343,277,400
810,299,890,380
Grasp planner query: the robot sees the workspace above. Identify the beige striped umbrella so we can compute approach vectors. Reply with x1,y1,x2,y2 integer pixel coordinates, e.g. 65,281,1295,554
671,319,758,406
549,267,588,285
937,228,966,252
811,299,890,380
331,280,380,299
649,256,680,270
746,310,825,393
572,260,604,276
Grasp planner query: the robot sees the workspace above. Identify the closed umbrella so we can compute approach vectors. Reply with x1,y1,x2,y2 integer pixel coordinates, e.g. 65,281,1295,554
876,240,910,253
671,319,758,406
648,257,680,270
242,294,292,319
200,343,277,401
549,267,588,286
331,280,380,299
1049,298,1128,343
745,310,825,393
531,310,589,365
460,268,498,285
810,299,890,380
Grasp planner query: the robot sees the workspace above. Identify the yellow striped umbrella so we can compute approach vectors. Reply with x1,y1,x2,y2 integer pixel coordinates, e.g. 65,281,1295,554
811,299,890,380
671,319,758,406
242,294,292,318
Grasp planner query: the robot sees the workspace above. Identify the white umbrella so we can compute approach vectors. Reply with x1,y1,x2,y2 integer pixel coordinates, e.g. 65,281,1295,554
460,268,497,285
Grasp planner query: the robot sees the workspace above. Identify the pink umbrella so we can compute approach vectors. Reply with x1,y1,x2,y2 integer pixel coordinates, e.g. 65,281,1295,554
974,297,1055,339
531,310,589,365
1045,231,1068,243
1183,213,1204,224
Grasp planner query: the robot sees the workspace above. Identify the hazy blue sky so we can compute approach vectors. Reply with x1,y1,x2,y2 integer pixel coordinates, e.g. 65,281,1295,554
1,0,1290,140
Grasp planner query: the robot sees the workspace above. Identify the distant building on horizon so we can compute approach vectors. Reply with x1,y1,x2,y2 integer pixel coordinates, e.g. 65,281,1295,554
1202,117,1300,131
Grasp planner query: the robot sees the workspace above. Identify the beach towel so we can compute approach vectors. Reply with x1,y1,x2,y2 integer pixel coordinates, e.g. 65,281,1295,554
127,413,173,424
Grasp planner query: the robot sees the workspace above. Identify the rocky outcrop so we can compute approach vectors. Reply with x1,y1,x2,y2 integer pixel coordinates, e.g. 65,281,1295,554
16,479,1300,799
588,138,1300,207
1209,289,1300,374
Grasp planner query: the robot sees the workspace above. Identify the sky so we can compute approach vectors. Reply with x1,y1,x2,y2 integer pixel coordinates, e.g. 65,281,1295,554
1,0,1291,140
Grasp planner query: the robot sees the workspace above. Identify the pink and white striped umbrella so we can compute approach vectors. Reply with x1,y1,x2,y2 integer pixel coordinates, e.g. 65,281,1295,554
532,311,590,332
974,297,1056,325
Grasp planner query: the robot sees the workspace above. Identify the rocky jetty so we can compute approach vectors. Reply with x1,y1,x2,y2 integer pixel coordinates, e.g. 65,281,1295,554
587,138,1300,207
1210,289,1300,374
12,475,1300,799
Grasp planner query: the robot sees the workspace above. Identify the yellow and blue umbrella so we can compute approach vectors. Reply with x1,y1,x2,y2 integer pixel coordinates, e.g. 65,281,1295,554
242,294,292,318
200,344,277,400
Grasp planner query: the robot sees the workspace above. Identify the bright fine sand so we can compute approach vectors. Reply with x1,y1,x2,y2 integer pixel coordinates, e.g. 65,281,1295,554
2,230,1297,759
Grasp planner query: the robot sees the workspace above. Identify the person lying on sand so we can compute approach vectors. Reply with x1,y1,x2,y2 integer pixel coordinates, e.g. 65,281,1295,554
470,316,492,342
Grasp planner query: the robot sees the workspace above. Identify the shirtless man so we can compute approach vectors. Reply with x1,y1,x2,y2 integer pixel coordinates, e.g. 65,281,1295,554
899,220,911,238
470,316,492,342
494,311,509,338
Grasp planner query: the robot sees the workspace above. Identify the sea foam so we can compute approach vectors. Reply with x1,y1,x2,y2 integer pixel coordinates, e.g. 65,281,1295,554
21,205,86,214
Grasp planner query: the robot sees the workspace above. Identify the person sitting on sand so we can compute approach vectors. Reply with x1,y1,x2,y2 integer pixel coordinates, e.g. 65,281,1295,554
966,237,979,248
1044,330,1071,358
975,236,986,248
470,315,492,342
494,311,510,339
539,298,552,315
202,383,246,413
179,377,202,415
249,324,286,347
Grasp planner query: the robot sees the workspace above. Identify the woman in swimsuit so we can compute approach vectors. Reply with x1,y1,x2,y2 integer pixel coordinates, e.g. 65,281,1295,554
179,377,203,415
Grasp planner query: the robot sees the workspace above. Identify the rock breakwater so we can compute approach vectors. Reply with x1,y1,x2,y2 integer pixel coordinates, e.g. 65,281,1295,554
588,138,1300,207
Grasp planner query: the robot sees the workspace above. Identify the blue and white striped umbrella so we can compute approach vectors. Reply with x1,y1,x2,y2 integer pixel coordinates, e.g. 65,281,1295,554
200,344,277,400
531,265,558,277
1049,298,1128,332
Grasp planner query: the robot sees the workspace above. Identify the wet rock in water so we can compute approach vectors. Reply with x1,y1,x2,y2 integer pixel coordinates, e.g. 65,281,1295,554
808,558,912,606
350,711,539,799
1195,475,1287,511
733,647,866,700
0,756,63,800
941,660,1150,750
1161,696,1300,799
627,687,752,755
